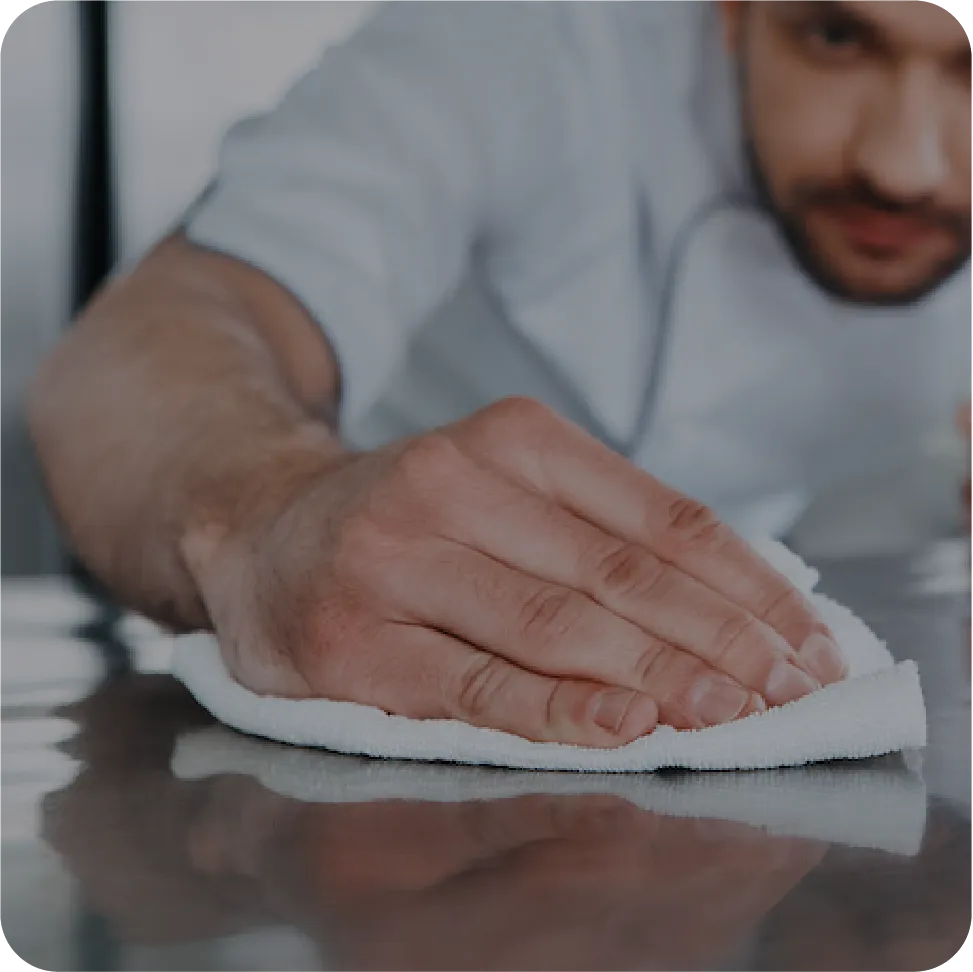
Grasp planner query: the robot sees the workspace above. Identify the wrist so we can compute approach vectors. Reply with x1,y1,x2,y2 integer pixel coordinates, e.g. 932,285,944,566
178,420,346,603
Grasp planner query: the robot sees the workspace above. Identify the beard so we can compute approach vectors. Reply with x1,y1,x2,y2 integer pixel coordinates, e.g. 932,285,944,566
736,68,970,307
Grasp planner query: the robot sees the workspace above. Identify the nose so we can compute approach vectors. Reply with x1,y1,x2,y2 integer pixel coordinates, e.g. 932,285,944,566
851,65,949,203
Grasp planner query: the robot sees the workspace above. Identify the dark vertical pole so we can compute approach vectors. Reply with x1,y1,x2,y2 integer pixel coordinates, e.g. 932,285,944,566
70,0,130,678
69,11,128,968
66,19,131,972
73,0,115,313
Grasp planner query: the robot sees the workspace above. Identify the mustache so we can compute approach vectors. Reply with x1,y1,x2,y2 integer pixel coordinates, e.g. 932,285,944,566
792,179,970,236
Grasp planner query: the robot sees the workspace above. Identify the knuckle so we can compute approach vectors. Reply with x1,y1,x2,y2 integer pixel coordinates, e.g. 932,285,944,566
710,614,759,667
456,655,512,720
759,585,810,626
544,682,563,730
462,398,563,469
483,396,556,436
662,496,725,549
517,587,584,644
633,641,670,687
547,680,588,730
664,675,709,720
592,542,667,601
394,433,463,491
648,654,711,716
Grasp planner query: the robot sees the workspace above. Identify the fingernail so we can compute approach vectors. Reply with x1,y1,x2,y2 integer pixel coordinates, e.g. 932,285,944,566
798,632,848,685
625,694,660,736
765,659,820,706
689,677,751,726
742,693,767,716
593,688,636,733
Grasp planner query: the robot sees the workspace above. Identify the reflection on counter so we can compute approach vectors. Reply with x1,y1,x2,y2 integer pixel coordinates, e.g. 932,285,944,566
39,673,968,971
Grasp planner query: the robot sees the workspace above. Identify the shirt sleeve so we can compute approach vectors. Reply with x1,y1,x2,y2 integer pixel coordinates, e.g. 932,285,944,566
184,1,576,426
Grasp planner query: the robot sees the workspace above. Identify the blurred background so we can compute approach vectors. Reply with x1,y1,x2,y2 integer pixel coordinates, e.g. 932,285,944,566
0,8,968,966
1,0,968,580
2,0,375,577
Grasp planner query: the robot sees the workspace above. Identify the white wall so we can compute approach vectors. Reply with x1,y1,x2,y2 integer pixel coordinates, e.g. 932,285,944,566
1,1,373,573
113,1,373,261
2,1,76,574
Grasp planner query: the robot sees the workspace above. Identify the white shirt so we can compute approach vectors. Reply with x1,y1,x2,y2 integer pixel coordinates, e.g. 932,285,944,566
185,1,970,537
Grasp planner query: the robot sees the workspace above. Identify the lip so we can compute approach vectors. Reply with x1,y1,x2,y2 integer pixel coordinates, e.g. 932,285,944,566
826,205,941,255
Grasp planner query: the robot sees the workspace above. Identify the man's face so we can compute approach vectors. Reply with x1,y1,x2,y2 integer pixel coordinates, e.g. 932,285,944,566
723,1,971,305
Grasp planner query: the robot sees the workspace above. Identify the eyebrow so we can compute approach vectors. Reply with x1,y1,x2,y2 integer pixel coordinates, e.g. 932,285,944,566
776,1,880,39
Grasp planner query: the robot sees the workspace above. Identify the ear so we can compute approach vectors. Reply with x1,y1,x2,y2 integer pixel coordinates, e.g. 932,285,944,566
718,0,746,52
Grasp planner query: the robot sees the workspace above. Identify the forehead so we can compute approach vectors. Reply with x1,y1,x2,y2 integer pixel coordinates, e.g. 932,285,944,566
771,1,970,56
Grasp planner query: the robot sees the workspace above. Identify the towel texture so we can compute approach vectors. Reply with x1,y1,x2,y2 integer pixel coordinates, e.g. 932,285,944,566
172,538,927,772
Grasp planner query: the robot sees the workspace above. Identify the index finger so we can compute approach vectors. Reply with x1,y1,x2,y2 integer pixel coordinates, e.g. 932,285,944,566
454,400,846,684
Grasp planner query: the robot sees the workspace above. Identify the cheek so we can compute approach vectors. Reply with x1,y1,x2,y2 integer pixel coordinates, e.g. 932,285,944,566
946,101,971,208
746,52,862,198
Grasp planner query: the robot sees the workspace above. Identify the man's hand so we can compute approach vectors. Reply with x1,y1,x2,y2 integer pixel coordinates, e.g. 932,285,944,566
28,238,845,746
183,397,847,747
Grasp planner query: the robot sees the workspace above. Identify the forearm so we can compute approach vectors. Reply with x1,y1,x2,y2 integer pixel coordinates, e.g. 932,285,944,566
27,236,343,630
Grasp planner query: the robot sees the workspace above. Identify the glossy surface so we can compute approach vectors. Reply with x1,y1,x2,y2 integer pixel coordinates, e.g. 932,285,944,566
2,543,970,971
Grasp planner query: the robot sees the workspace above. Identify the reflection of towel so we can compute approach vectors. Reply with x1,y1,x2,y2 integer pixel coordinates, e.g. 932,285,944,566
172,539,927,773
171,724,927,855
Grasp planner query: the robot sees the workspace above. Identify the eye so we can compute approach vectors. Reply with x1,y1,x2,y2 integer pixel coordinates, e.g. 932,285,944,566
803,19,866,59
950,48,971,87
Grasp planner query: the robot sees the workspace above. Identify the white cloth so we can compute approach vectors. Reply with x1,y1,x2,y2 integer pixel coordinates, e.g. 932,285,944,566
172,539,927,774
184,1,969,538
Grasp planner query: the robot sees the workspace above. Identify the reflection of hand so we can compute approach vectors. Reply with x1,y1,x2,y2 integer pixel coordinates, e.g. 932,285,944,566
42,677,268,944
188,782,824,970
44,677,824,967
184,398,846,744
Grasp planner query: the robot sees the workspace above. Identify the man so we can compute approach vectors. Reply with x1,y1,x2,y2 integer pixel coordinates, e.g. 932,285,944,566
28,2,970,746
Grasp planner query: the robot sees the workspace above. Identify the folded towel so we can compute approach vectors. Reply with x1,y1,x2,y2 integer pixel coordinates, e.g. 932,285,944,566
171,725,927,855
172,538,927,772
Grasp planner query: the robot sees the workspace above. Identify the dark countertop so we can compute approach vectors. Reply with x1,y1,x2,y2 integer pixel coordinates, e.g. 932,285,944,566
2,541,970,971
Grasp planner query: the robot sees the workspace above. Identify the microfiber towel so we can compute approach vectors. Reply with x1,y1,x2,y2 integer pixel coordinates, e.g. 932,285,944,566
172,538,927,772
171,726,927,855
